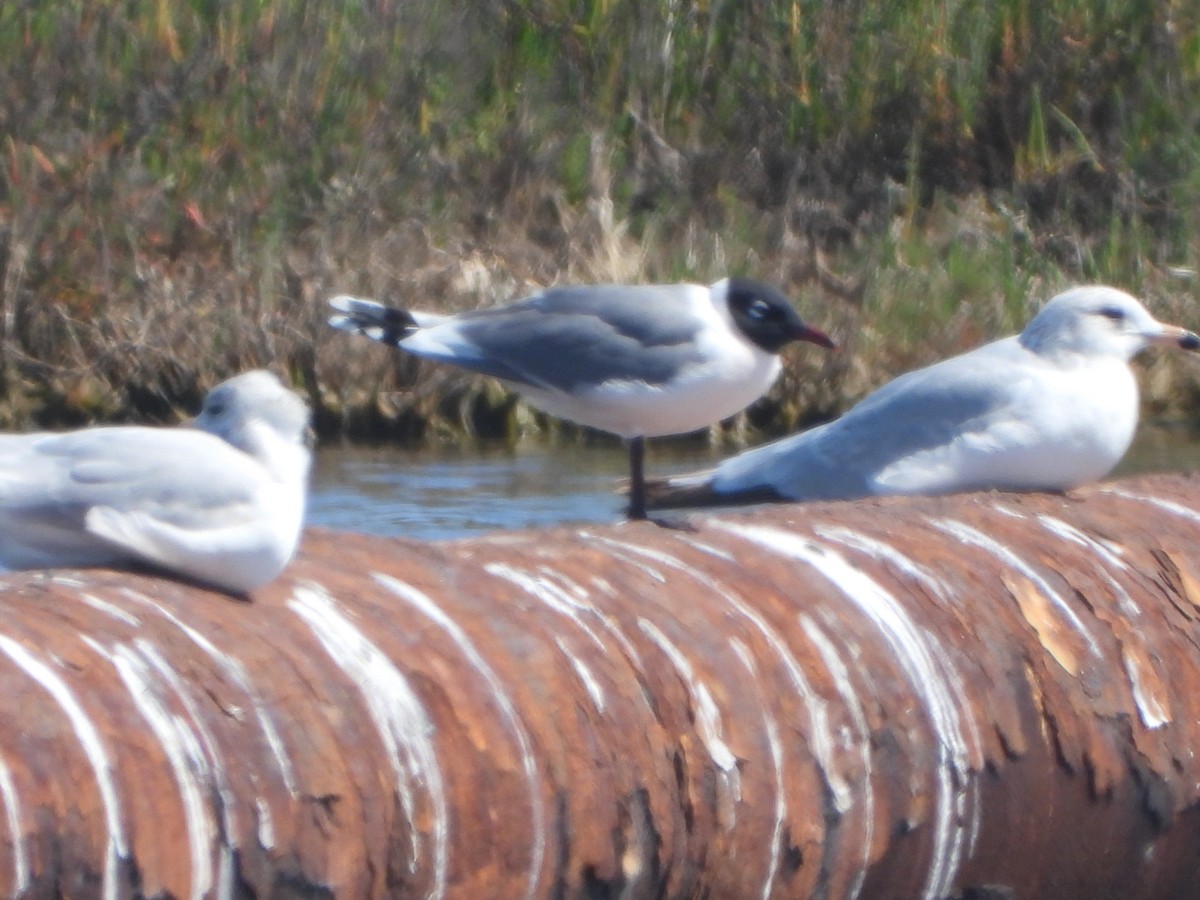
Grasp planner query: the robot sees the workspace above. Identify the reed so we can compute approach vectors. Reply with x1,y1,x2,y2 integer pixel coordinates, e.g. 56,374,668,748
0,1,1197,436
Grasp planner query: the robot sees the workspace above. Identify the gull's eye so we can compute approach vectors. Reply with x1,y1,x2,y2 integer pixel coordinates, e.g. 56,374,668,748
747,298,773,320
1098,305,1127,322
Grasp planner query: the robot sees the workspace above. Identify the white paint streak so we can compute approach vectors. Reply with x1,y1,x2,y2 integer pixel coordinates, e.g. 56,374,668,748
816,524,988,858
120,590,298,797
1024,511,1170,727
1103,487,1200,525
484,563,608,651
1123,651,1171,730
1090,490,1200,728
48,574,86,588
800,617,874,900
216,844,235,900
1030,513,1141,618
0,751,28,894
929,518,1102,658
668,537,858,815
554,637,606,713
376,574,546,900
816,527,953,601
536,568,646,670
672,536,736,561
610,529,866,869
485,564,636,716
78,593,142,627
716,523,974,900
129,640,241,844
638,618,741,824
729,638,786,900
89,638,214,900
0,634,126,900
579,531,667,582
255,796,276,850
289,585,448,899
929,649,986,858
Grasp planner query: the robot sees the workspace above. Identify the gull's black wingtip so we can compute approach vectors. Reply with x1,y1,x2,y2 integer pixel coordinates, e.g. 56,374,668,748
326,296,420,346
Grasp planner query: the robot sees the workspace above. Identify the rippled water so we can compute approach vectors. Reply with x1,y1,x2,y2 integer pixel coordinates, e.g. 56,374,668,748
306,439,721,540
306,423,1200,541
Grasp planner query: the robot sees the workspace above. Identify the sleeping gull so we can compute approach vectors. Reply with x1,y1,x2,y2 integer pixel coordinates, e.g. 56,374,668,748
0,370,311,593
647,285,1199,508
329,278,834,520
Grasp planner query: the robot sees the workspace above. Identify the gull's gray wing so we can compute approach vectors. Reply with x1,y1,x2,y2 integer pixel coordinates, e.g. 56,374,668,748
711,337,1040,501
402,285,710,391
0,427,267,569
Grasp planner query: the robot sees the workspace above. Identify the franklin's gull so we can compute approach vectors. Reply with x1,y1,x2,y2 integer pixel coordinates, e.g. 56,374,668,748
0,370,311,593
646,285,1199,508
329,278,834,519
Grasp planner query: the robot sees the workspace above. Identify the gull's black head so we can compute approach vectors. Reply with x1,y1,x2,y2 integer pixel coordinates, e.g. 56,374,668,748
724,278,836,354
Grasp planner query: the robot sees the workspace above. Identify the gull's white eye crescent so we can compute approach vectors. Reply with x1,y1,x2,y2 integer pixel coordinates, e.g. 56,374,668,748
747,298,772,320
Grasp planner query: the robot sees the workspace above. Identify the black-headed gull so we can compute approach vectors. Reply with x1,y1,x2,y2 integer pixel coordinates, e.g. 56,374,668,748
0,370,311,593
647,285,1200,508
329,278,834,520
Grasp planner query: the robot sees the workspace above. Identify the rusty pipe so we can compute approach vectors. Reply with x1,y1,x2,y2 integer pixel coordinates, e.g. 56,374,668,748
2,474,1200,898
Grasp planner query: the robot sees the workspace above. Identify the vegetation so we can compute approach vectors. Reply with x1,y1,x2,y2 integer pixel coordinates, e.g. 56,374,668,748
1,0,1199,441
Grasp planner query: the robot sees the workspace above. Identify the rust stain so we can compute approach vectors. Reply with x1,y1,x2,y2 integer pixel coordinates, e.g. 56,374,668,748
0,473,1196,897
1120,644,1172,729
1004,572,1082,675
1161,548,1200,611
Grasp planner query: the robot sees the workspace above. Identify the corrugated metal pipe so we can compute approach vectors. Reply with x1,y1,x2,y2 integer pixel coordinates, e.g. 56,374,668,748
2,472,1200,899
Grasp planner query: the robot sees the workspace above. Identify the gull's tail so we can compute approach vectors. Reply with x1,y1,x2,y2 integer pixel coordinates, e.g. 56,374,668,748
643,467,787,510
328,295,422,347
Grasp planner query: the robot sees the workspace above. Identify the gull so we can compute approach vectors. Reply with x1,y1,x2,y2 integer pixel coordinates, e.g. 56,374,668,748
328,278,834,520
0,370,311,593
646,285,1199,508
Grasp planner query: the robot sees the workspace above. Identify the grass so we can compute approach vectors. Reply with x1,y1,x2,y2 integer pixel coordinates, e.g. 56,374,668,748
0,0,1198,437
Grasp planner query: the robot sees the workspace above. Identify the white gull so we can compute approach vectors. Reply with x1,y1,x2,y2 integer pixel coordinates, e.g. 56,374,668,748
329,278,834,520
648,285,1199,508
0,370,310,593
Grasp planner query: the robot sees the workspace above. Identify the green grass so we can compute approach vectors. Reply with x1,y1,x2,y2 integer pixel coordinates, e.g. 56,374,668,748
0,0,1198,434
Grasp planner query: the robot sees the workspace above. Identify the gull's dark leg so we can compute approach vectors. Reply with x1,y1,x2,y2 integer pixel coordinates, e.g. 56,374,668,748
627,436,647,520
625,438,695,530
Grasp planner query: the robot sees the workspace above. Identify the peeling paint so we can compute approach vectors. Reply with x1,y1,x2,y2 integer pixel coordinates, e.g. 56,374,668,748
1030,513,1140,618
931,517,1102,658
800,616,875,900
376,574,546,900
638,618,741,825
729,638,786,900
554,636,607,714
289,584,448,897
2,474,1200,898
78,593,141,627
1122,647,1171,730
716,523,974,900
1104,487,1200,525
621,535,856,817
0,750,28,894
121,590,299,798
0,634,127,900
88,637,216,900
637,618,738,782
483,563,608,652
254,796,275,851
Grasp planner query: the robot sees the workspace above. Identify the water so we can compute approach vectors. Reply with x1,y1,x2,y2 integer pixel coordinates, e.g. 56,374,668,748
307,439,721,540
306,423,1200,541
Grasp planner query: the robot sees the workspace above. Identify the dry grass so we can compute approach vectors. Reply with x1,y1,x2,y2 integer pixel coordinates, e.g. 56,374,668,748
1,1,1199,437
